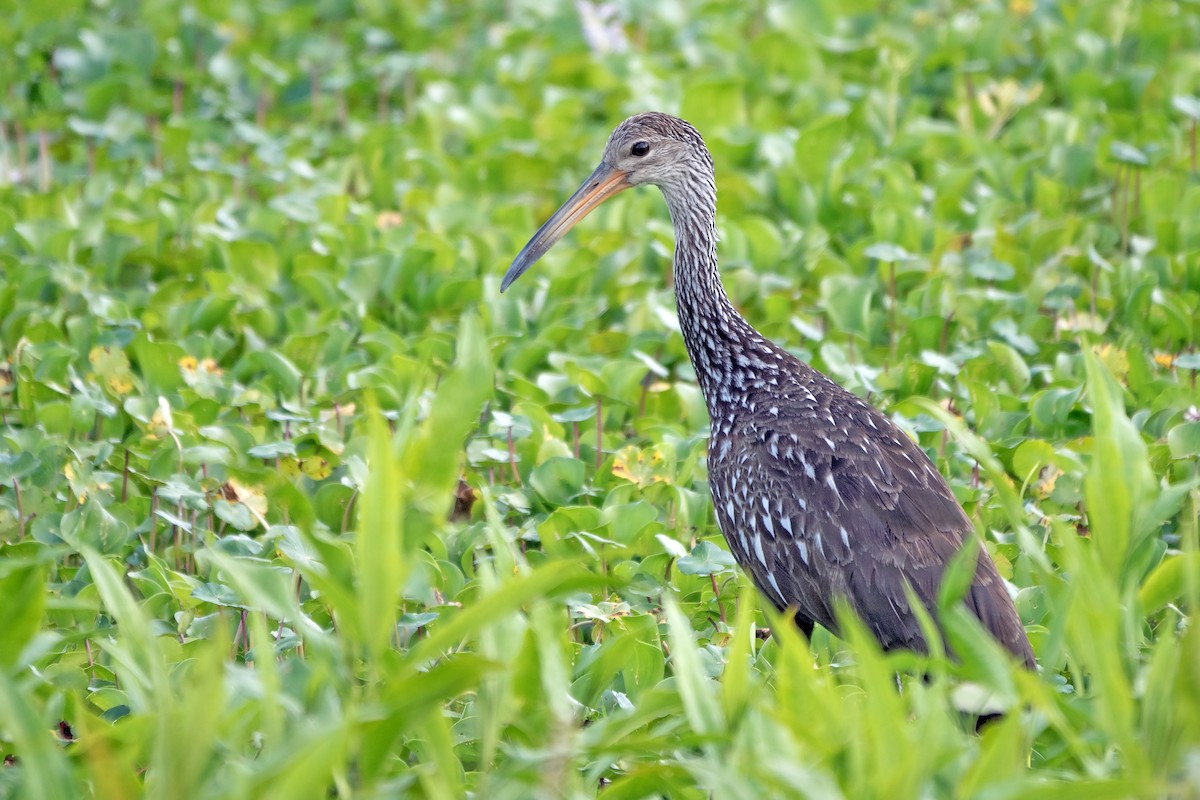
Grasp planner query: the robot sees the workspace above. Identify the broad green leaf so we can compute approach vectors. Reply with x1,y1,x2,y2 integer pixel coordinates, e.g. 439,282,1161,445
676,540,736,576
0,563,44,665
529,456,586,505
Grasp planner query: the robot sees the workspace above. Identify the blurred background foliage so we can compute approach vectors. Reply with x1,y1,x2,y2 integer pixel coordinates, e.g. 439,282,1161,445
1,0,1199,796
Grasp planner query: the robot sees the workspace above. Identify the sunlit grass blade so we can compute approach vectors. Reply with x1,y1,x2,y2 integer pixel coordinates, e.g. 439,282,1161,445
356,404,407,665
904,396,1054,575
664,594,722,738
196,547,329,648
0,561,44,667
247,721,351,800
81,549,169,713
720,582,758,725
402,561,602,675
1082,348,1157,589
1055,530,1146,778
146,633,228,800
401,310,494,503
0,672,77,799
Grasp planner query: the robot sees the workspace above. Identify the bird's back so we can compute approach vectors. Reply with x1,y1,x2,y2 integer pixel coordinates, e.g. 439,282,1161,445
705,344,1035,668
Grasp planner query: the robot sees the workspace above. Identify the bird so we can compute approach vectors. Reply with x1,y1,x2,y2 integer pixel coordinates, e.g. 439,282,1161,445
501,112,1035,669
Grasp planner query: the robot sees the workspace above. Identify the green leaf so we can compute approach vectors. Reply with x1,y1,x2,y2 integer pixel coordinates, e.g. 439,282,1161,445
247,441,298,459
224,239,279,286
664,595,722,737
1109,141,1148,166
529,456,586,506
863,242,914,262
0,563,44,666
1171,95,1200,121
676,540,736,576
0,452,39,482
0,673,77,799
213,499,256,531
1167,422,1200,458
1083,349,1157,587
356,408,406,664
1139,553,1200,611
402,311,494,501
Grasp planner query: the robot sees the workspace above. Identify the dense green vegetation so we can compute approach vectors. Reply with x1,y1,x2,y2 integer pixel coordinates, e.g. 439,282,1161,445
2,0,1199,796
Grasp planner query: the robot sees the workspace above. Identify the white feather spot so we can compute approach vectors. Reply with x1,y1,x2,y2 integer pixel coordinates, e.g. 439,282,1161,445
767,572,784,602
753,533,767,567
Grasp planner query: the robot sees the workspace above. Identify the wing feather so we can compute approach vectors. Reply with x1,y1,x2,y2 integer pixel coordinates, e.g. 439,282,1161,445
708,369,1033,667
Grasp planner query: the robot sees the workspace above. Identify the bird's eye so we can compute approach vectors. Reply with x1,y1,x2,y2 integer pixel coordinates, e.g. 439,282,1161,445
631,141,650,157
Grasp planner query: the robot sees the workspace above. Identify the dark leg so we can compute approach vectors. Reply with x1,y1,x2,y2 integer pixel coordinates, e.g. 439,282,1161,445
793,611,815,640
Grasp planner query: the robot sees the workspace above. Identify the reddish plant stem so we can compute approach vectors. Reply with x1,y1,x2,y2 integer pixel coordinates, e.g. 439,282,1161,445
595,397,603,470
1133,169,1141,227
189,509,199,572
13,122,26,184
37,130,49,192
1191,121,1197,173
309,66,320,122
148,116,162,172
121,449,130,502
377,75,389,121
174,499,184,569
710,574,726,623
150,488,158,553
12,479,24,538
0,122,9,183
233,610,246,659
340,489,358,534
888,261,897,359
507,427,521,485
241,610,250,659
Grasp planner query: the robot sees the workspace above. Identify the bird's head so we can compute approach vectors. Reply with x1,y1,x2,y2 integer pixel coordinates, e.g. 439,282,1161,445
501,112,712,292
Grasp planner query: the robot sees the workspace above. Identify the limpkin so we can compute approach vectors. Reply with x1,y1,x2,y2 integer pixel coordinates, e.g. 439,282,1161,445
502,112,1034,668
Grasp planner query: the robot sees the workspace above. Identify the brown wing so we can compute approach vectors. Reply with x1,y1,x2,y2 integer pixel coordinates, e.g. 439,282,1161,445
708,367,1034,668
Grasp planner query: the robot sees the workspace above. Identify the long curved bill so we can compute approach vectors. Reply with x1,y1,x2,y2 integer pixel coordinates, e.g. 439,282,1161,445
501,162,632,292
